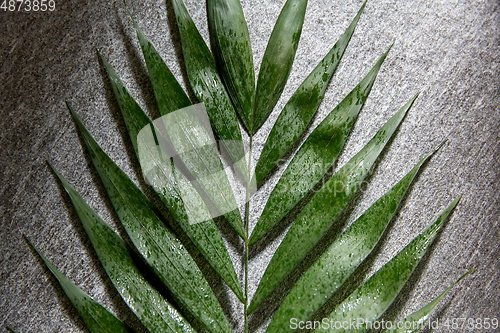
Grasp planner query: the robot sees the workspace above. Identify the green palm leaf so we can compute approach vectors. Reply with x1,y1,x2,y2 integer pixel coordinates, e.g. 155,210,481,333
207,0,255,132
128,15,245,238
23,2,470,333
48,163,195,333
253,0,307,132
266,142,444,332
100,57,244,301
250,45,393,246
67,104,232,333
320,197,461,332
170,0,246,169
128,11,191,116
99,55,149,156
384,268,474,333
249,94,415,313
26,237,132,333
254,0,367,184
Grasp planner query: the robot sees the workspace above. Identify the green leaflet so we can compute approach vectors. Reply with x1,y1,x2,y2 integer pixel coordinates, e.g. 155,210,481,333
99,60,244,301
249,46,393,246
254,0,367,184
6,327,18,333
248,94,414,313
384,268,474,333
128,11,191,116
320,197,461,333
26,237,132,333
170,0,246,172
137,117,244,302
68,105,232,333
266,143,443,332
253,0,307,133
128,15,245,239
145,105,246,238
207,0,255,132
99,54,149,156
48,164,194,333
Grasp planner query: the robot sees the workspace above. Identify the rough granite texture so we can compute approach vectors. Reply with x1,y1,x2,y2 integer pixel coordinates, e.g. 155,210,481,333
1,0,499,332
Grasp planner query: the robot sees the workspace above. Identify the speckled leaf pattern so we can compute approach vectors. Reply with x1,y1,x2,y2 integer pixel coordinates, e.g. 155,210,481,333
249,46,393,246
151,105,246,238
254,0,367,184
266,143,443,332
48,164,195,333
68,105,232,333
99,54,150,156
27,238,132,333
321,197,461,333
253,0,307,132
128,16,245,239
170,0,246,169
248,94,415,313
384,268,474,333
99,59,244,300
98,61,244,300
128,12,192,116
137,121,245,302
207,0,255,132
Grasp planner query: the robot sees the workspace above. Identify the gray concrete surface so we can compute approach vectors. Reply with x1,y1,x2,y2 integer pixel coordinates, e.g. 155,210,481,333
1,0,498,332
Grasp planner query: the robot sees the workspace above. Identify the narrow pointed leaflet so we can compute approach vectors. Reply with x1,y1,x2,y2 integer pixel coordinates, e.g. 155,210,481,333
207,0,255,132
26,237,132,333
137,114,245,301
255,0,367,184
248,94,415,313
250,45,393,246
148,104,246,238
384,268,474,333
127,10,191,115
266,142,444,332
253,0,307,133
321,197,461,333
48,163,195,333
128,15,245,239
68,105,232,333
170,0,246,174
99,61,244,301
99,54,149,156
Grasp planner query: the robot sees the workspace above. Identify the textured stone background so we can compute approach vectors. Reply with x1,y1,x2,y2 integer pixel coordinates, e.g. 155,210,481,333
1,0,498,332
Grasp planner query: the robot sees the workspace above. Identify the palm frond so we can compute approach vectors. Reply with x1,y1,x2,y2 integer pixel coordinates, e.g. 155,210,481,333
16,1,473,332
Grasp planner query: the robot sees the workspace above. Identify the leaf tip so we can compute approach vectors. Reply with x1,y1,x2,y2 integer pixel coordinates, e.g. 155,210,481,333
420,139,448,165
46,160,56,173
123,2,140,32
460,267,476,281
65,101,81,124
22,234,34,248
361,0,368,12
96,48,106,63
437,138,448,148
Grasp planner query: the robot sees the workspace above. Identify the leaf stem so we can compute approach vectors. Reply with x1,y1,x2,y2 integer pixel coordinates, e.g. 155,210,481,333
244,135,253,333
